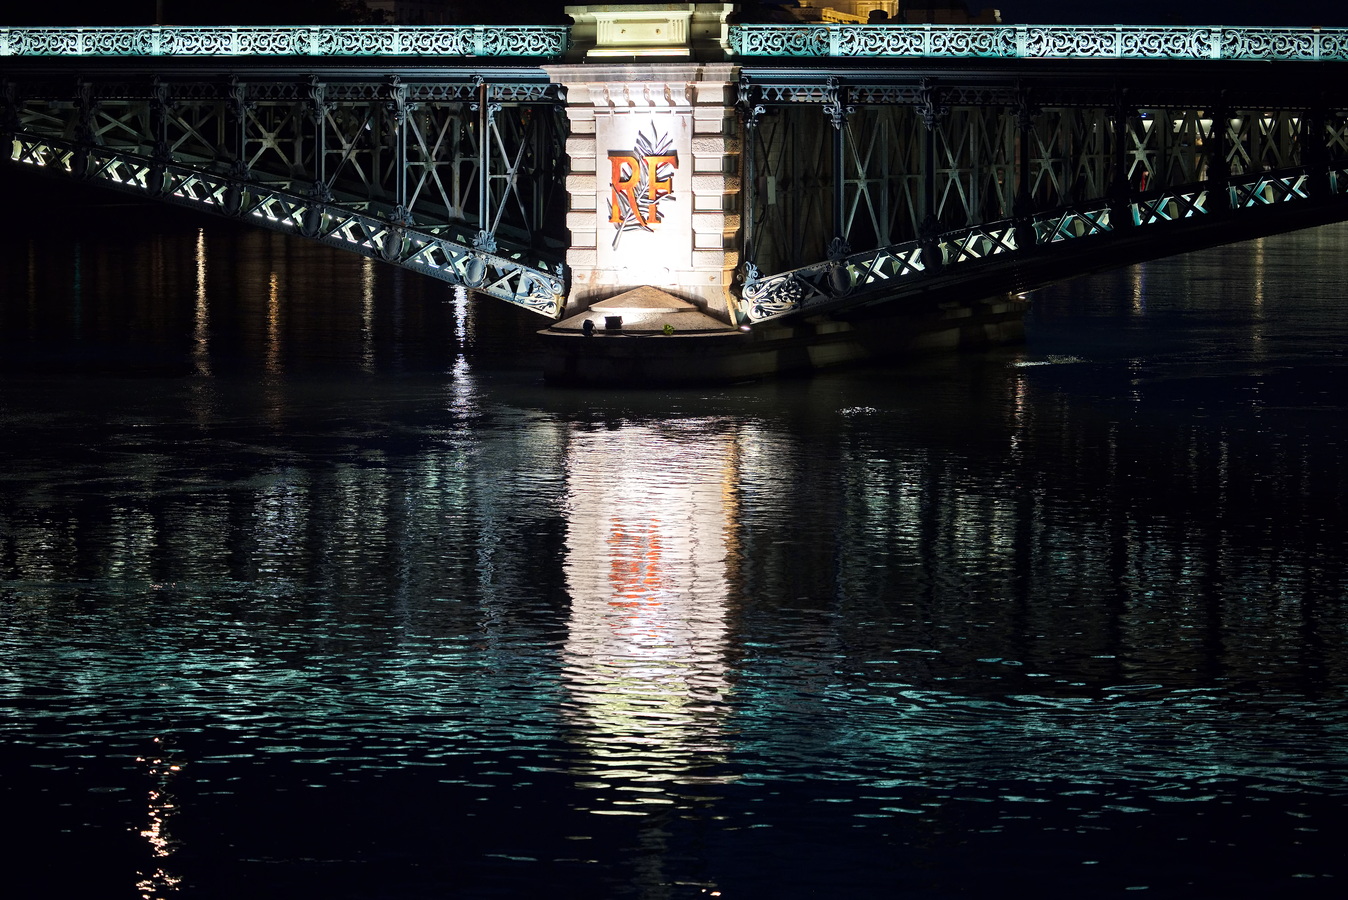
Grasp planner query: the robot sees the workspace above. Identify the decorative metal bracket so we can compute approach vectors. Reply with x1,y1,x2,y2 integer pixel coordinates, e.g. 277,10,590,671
472,229,498,253
306,75,330,124
1014,88,1040,133
741,260,762,291
737,79,766,130
227,76,252,119
822,77,854,130
469,75,502,119
382,76,408,124
917,79,947,131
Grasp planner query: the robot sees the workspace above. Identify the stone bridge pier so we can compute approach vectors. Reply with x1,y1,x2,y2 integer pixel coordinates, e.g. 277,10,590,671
547,4,745,324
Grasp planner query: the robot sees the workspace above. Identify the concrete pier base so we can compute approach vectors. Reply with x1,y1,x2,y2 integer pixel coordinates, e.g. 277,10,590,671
540,290,1028,386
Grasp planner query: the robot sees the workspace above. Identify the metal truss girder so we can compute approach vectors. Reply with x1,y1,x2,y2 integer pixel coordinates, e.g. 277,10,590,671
738,68,1348,285
1231,172,1311,207
8,132,564,316
1038,206,1110,242
6,71,570,283
1133,187,1212,225
739,162,1348,323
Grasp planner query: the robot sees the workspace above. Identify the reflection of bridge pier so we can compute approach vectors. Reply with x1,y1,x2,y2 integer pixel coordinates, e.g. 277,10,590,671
5,9,1348,382
559,422,741,813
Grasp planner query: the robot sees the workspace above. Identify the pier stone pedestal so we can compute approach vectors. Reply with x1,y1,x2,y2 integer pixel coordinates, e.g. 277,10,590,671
546,5,743,323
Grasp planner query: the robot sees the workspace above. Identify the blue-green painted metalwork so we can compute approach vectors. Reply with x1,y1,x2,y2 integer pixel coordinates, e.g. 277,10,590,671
10,133,566,315
728,25,1348,61
0,25,569,58
740,165,1348,323
14,24,1345,63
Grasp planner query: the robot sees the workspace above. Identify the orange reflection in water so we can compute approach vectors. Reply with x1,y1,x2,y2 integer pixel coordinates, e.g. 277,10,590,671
608,515,665,599
134,737,184,899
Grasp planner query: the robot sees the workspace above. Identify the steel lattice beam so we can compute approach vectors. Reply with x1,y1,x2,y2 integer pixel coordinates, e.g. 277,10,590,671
737,64,1348,322
4,72,569,316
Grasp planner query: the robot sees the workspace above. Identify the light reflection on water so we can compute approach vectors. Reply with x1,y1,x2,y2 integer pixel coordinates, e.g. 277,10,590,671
562,422,738,808
1,196,1347,897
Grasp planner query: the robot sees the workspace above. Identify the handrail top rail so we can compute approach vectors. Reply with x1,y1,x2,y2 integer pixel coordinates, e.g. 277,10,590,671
2,23,1346,63
0,25,571,59
727,24,1348,62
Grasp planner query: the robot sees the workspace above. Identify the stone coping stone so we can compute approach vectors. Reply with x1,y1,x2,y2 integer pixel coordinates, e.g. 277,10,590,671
587,286,700,312
550,286,735,334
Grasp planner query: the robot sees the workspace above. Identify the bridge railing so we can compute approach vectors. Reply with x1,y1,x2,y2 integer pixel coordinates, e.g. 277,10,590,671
6,24,1348,62
727,25,1348,61
0,26,569,58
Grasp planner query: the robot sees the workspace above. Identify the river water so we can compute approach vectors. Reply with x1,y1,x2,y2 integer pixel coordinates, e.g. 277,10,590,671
2,182,1347,898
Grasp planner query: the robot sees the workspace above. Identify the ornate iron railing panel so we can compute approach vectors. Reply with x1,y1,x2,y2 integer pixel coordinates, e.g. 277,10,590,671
728,25,1348,61
1230,171,1312,208
0,25,569,58
941,223,1017,264
9,23,1346,62
1036,204,1113,243
742,241,929,321
1132,187,1213,225
9,133,564,315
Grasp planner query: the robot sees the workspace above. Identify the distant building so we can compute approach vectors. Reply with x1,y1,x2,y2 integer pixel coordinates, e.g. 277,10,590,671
781,1,1000,25
363,0,456,25
898,1,1000,24
785,1,898,24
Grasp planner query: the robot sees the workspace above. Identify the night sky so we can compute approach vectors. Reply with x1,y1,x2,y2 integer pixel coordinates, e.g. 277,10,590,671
4,2,1348,28
995,0,1348,26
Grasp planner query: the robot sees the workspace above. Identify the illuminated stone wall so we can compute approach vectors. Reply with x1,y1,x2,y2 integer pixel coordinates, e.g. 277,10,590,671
545,63,744,321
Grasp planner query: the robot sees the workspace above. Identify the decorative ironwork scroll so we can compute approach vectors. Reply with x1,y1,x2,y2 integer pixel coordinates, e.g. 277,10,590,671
5,23,1346,63
727,25,1348,61
0,26,569,59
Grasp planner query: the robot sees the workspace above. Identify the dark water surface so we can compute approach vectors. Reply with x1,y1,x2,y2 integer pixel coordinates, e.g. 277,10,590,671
2,188,1347,898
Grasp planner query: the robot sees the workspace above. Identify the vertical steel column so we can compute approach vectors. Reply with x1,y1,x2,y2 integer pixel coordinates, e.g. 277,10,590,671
1207,93,1231,213
823,77,852,260
224,78,249,215
385,77,411,226
1301,103,1329,200
149,77,170,196
303,77,329,238
917,79,946,272
229,77,248,175
1108,90,1133,229
72,80,96,178
473,75,498,253
0,80,18,142
737,80,765,285
1013,90,1037,249
307,77,329,199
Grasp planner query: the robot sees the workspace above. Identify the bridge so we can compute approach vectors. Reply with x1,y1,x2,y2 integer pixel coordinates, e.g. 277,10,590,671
5,5,1348,380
